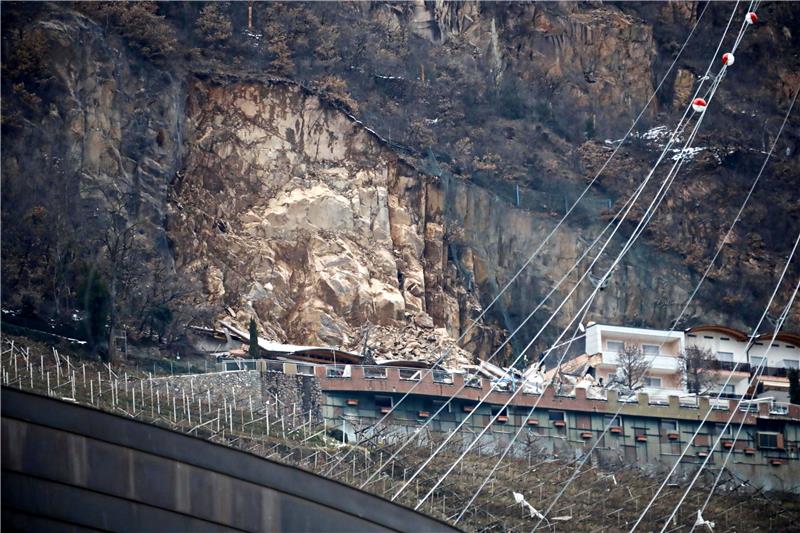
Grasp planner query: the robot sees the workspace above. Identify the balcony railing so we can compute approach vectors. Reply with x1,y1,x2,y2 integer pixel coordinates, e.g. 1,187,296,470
602,351,679,372
714,360,750,372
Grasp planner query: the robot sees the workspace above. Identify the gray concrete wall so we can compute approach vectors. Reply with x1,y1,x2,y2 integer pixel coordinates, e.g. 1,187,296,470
1,387,458,533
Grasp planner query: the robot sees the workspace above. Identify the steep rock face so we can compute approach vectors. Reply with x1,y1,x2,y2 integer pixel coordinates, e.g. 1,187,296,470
2,2,799,365
169,80,488,365
1,8,184,320
169,79,753,362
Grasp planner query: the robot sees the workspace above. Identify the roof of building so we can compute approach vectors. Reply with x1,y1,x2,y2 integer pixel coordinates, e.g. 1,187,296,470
376,359,431,368
587,324,683,339
755,331,800,348
686,325,749,342
219,321,363,364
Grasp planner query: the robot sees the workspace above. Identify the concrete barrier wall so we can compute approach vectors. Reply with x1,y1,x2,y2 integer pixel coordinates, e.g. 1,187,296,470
1,387,457,533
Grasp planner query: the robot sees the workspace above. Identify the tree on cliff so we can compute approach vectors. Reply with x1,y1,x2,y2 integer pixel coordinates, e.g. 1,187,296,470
613,344,650,391
679,345,718,394
248,318,259,357
77,270,111,358
77,2,176,60
195,3,232,46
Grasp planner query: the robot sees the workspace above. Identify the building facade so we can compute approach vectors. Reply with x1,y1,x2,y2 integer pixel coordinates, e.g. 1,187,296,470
686,326,800,401
584,323,686,396
316,364,800,492
583,323,800,401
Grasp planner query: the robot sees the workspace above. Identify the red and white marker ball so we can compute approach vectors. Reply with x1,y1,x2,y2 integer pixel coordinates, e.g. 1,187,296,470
692,98,707,113
722,52,735,66
745,12,758,25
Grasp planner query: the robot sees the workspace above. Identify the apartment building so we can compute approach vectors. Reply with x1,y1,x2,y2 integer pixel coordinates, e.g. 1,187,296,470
581,323,800,401
584,323,686,396
686,325,800,400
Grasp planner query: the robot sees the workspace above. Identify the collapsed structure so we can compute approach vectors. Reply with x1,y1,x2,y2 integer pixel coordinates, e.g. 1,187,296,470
195,321,800,404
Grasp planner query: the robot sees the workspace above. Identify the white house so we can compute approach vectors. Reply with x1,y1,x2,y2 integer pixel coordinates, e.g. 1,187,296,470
580,323,800,401
584,323,686,396
686,326,800,399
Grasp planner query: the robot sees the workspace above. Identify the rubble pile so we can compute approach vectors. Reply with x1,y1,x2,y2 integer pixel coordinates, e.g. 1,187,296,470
349,323,474,369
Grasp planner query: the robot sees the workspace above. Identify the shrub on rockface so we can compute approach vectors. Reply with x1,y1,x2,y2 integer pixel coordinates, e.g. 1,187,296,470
312,75,358,112
195,3,232,47
77,2,176,60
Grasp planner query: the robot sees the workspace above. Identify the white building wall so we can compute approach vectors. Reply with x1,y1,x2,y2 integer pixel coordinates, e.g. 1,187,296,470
687,331,800,370
750,341,800,370
585,324,602,355
685,332,748,363
584,324,686,394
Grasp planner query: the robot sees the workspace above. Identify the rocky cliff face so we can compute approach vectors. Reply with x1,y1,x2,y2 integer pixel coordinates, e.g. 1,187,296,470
169,79,487,365
2,2,799,363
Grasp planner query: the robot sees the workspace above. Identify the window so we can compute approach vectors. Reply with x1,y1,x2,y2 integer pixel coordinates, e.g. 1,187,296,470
375,396,393,413
297,363,314,376
716,352,734,363
717,384,735,395
326,365,346,378
364,366,387,379
642,344,660,356
783,360,799,369
432,399,451,414
491,406,509,423
644,376,662,388
432,369,453,384
750,356,767,369
720,337,730,341
465,374,482,388
757,432,781,449
607,341,624,353
661,420,678,432
549,410,566,422
399,368,421,381
604,415,622,429
266,360,284,373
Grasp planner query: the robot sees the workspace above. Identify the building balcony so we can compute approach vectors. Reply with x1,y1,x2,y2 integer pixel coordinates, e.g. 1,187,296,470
714,360,751,373
601,351,679,372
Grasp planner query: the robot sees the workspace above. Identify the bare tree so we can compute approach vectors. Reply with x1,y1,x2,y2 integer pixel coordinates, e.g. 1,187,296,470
679,345,718,394
613,344,650,391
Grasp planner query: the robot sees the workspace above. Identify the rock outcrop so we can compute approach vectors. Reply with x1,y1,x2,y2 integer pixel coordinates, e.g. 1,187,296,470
2,2,798,366
169,80,497,363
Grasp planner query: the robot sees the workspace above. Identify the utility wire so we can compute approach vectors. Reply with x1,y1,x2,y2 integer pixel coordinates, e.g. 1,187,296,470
692,100,798,520
531,39,786,532
383,57,713,497
408,77,723,508
664,239,800,532
630,229,800,532
452,30,738,519
327,0,713,479
519,4,762,526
